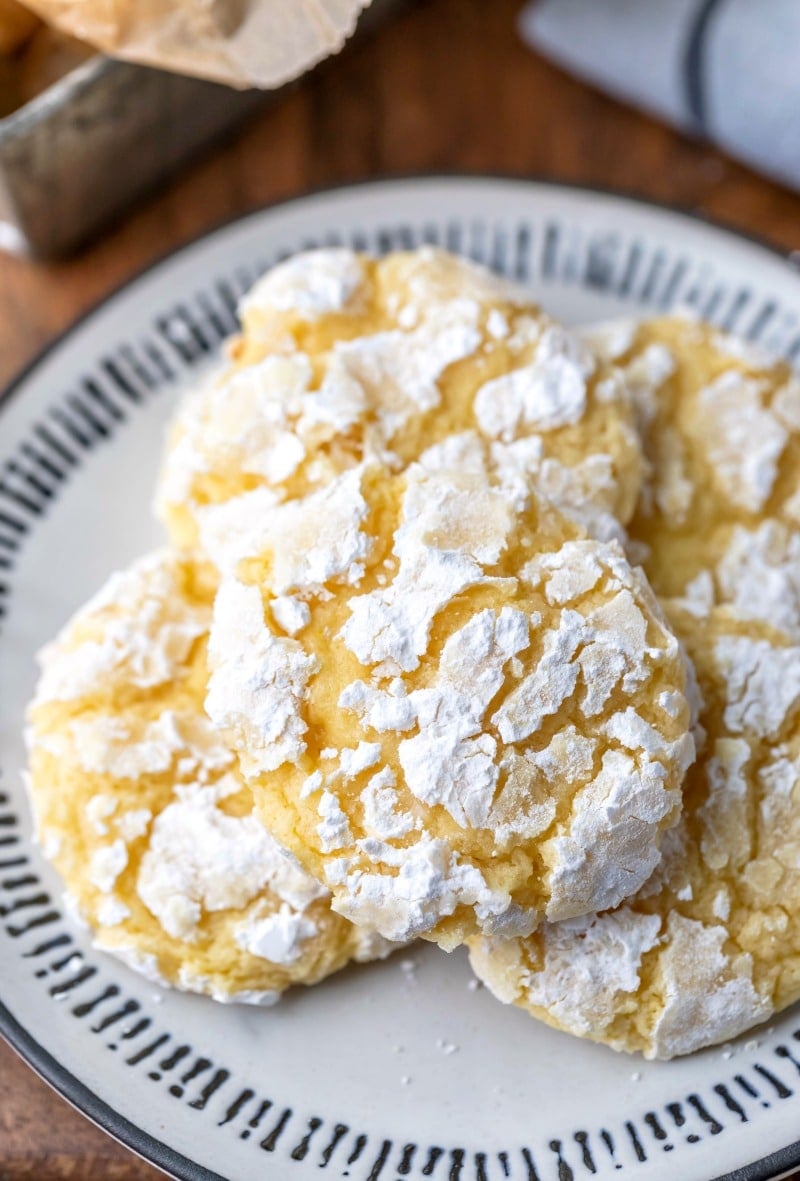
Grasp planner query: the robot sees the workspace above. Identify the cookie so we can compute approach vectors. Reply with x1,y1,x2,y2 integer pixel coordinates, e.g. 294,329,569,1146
585,315,800,635
204,459,693,950
469,601,800,1058
26,550,390,1004
156,247,643,556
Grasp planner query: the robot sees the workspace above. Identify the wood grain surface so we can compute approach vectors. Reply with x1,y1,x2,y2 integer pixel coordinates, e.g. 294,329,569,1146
2,0,800,1176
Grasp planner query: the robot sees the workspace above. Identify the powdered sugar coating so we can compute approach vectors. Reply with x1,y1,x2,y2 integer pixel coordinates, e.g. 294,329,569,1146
26,550,397,1003
197,465,372,586
715,521,800,637
33,552,210,705
341,467,514,673
214,462,692,950
596,315,800,636
714,635,800,738
206,578,318,776
156,247,643,559
397,607,531,828
235,907,318,966
241,249,367,322
135,782,327,943
474,326,593,439
698,372,787,513
648,914,770,1058
326,299,482,428
469,604,800,1058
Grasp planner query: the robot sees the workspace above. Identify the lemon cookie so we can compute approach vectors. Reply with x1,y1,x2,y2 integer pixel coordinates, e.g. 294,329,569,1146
204,459,693,950
469,601,800,1059
585,315,800,634
157,247,643,552
26,550,390,1003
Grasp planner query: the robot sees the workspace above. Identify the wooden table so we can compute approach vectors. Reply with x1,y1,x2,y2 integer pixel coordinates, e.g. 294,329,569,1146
2,0,800,1176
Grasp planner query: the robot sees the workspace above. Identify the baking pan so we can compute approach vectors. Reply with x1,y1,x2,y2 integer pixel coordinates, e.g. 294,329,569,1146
0,0,405,258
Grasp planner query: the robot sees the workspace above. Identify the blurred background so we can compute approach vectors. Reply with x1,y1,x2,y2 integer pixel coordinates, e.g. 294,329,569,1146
1,0,799,1175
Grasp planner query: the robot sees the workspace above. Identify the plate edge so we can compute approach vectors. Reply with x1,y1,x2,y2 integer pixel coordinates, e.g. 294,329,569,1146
2,172,800,1181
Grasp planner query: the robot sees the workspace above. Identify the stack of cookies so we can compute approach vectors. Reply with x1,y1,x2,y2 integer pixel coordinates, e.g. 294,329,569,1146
25,247,800,1059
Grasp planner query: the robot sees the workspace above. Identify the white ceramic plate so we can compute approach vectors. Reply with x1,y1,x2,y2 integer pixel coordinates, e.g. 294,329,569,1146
3,177,800,1181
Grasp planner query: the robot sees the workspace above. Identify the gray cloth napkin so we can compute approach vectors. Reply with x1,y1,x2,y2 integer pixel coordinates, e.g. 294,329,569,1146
520,0,800,193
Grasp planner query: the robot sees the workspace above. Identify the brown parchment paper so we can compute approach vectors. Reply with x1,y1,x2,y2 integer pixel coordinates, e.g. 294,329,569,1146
0,0,40,55
18,0,374,88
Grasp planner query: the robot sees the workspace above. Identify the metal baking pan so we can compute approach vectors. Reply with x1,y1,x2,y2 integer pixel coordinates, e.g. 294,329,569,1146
0,55,269,257
0,0,405,258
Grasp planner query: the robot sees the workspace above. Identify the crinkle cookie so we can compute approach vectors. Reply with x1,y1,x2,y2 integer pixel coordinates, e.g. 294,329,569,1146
469,602,800,1059
204,460,693,950
157,247,643,553
25,550,390,1004
585,315,800,635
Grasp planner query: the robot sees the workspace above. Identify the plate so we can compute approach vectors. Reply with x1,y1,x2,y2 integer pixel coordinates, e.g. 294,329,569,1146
3,176,800,1181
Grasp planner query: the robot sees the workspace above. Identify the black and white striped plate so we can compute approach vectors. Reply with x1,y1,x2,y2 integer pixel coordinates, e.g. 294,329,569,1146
3,177,800,1181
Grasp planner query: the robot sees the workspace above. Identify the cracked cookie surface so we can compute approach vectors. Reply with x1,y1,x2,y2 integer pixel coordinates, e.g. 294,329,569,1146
469,318,800,1058
469,602,800,1058
204,460,693,950
585,315,800,636
26,550,391,1003
157,247,643,555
